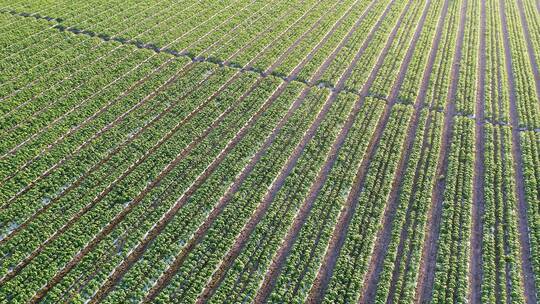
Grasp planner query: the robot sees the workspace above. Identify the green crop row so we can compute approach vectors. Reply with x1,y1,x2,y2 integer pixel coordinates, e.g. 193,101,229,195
431,117,474,303
482,123,526,303
322,104,412,303
363,0,427,97
269,97,383,303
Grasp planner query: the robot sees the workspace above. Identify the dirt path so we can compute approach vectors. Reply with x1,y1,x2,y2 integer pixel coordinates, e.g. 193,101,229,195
469,0,486,302
498,0,538,302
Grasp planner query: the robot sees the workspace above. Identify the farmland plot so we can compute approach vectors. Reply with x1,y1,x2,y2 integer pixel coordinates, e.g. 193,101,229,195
0,0,538,303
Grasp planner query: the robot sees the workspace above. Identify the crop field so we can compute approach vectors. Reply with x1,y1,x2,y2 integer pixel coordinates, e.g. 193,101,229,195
0,0,539,303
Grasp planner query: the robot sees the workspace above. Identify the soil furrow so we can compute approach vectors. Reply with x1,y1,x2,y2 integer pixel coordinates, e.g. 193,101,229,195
0,1,188,103
0,0,300,245
306,0,445,301
0,68,224,247
0,0,254,164
27,74,266,303
192,0,392,301
0,69,243,286
86,79,291,304
470,0,486,301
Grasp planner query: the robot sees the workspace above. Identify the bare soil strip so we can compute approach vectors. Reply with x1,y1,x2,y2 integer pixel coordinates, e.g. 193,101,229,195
86,80,291,304
499,0,538,302
382,2,462,300
1,0,321,200
28,75,269,303
415,0,468,301
470,0,486,301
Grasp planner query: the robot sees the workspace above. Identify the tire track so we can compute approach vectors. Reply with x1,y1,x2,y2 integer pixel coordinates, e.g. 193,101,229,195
470,0,486,301
253,0,420,300
415,0,468,301
499,0,538,301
